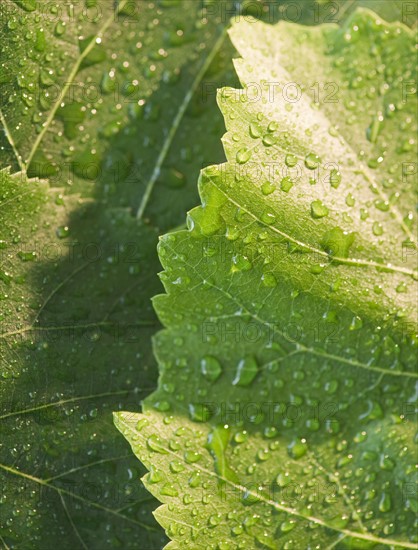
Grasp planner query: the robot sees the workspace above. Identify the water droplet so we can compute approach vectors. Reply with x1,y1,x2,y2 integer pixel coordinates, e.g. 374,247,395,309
183,493,192,505
320,227,355,258
276,473,291,487
367,113,384,143
184,451,202,464
54,21,66,37
0,270,13,285
232,356,259,387
101,71,116,94
261,272,277,287
188,472,200,488
396,282,407,293
56,226,69,239
280,176,293,192
380,455,395,470
280,520,296,533
234,431,248,444
148,467,164,483
311,200,329,219
261,181,276,195
13,0,36,12
374,200,389,212
209,513,222,526
147,435,168,454
35,30,46,52
287,439,307,459
306,418,320,431
160,483,178,497
285,154,298,167
169,460,185,473
79,36,106,69
310,263,325,275
136,418,149,431
379,492,392,512
226,226,240,241
207,426,239,482
231,254,252,273
330,169,341,188
324,379,338,394
200,356,222,382
257,448,270,461
236,148,252,164
349,316,363,330
372,222,383,236
260,211,276,225
17,251,37,262
231,525,243,535
305,153,320,170
7,18,18,30
56,102,86,140
346,193,355,207
264,426,278,438
188,403,211,422
263,133,278,147
359,400,383,421
249,122,262,138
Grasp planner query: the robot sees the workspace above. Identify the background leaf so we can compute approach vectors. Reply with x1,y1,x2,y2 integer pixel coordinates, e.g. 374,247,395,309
0,0,239,546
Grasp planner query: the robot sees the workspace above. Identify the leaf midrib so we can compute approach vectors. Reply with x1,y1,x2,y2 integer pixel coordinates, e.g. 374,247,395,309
135,27,229,220
0,111,24,172
206,172,417,279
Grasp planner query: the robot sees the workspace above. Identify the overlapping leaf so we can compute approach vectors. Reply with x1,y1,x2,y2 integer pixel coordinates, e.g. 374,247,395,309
116,9,418,549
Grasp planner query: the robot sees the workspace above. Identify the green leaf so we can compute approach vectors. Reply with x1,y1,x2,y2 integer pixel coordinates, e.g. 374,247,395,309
0,0,235,219
116,8,418,549
0,0,241,547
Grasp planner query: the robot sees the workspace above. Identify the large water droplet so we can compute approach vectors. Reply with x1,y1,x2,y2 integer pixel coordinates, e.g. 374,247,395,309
207,426,239,482
320,227,355,258
261,272,277,287
305,153,320,170
280,176,293,192
287,439,307,459
56,226,69,239
311,200,329,219
285,154,298,167
200,356,222,382
263,133,278,147
249,122,262,138
379,492,392,512
232,356,259,386
330,168,342,188
236,148,252,164
147,435,168,454
261,181,276,195
231,254,252,273
13,0,36,12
